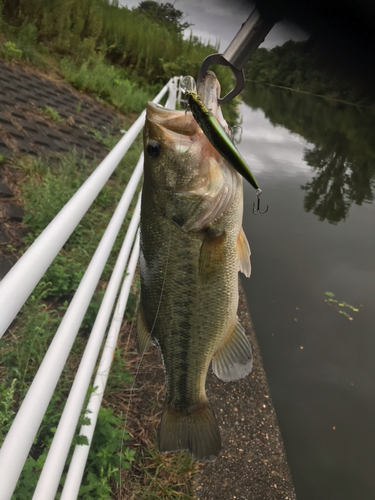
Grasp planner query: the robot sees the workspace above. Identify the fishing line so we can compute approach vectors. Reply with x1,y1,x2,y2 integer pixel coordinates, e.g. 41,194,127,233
118,218,173,492
118,88,191,493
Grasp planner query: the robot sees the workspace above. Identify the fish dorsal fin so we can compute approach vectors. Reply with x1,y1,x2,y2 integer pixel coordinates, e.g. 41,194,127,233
199,230,226,283
136,304,152,355
237,227,251,277
212,316,253,382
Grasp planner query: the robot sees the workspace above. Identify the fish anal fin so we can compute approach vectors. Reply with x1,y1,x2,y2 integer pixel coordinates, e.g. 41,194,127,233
159,402,221,461
199,230,226,282
237,227,251,277
212,316,253,382
136,304,152,355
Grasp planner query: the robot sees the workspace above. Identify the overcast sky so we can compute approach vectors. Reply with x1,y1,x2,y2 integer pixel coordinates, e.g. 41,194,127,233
119,0,308,50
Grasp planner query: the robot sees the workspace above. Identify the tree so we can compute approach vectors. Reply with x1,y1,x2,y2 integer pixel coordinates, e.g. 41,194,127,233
135,1,192,36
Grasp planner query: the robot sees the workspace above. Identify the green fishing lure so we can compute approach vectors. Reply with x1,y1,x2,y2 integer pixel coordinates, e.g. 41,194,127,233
184,90,260,191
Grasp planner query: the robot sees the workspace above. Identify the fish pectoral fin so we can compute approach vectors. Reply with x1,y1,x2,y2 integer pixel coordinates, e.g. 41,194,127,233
237,227,251,277
136,304,152,355
199,229,226,282
212,316,253,382
159,402,221,461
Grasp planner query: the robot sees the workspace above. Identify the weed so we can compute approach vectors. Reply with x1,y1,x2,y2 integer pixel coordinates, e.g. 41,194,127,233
15,155,48,176
0,3,239,122
0,154,4,162
81,289,106,333
125,275,140,322
73,408,135,499
0,22,40,63
38,105,64,123
19,152,91,241
129,444,198,500
60,55,152,115
88,127,118,151
0,379,17,442
0,283,60,394
0,145,141,497
2,40,22,61
105,348,133,392
9,395,135,499
39,254,86,296
75,101,82,113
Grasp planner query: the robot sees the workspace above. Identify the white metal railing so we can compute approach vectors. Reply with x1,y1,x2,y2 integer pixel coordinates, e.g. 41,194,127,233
0,76,182,500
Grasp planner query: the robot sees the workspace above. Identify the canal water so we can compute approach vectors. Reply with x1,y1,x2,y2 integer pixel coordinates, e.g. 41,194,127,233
238,84,375,500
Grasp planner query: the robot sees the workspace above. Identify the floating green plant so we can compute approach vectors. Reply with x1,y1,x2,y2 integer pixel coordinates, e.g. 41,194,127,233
324,292,360,320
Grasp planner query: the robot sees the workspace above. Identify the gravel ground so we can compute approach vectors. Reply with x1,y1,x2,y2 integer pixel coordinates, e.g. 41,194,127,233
193,287,296,500
121,285,296,500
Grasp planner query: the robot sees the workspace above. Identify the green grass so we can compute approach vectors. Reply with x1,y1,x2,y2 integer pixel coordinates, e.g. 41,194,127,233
38,105,64,123
0,0,240,122
60,54,154,115
87,127,118,151
123,444,199,500
0,147,141,499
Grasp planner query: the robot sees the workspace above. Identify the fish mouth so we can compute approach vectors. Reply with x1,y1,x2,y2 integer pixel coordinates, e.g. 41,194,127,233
146,102,197,136
144,99,238,232
145,102,201,158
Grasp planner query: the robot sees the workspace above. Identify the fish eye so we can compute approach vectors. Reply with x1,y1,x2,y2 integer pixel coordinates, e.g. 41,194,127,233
147,140,162,159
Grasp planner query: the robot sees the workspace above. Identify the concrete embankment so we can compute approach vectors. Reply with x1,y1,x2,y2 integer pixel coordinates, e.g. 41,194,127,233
0,58,124,278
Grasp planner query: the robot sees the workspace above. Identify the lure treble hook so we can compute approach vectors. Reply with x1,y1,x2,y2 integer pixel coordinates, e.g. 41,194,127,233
253,189,268,215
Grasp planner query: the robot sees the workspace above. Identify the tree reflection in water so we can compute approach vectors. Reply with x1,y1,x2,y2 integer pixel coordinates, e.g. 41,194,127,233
243,83,375,224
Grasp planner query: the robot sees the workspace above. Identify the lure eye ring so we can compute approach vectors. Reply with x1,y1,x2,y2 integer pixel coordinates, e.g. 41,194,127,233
147,140,162,159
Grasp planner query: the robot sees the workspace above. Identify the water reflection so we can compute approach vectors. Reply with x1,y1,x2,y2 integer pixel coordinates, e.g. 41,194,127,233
242,83,375,224
239,84,375,500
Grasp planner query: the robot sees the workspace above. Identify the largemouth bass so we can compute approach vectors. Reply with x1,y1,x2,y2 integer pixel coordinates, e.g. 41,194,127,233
137,73,252,461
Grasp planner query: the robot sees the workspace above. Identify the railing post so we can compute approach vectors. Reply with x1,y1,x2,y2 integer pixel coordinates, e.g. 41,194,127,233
177,75,183,105
166,78,176,109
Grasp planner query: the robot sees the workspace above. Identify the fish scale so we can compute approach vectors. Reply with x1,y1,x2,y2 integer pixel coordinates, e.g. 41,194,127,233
138,73,253,460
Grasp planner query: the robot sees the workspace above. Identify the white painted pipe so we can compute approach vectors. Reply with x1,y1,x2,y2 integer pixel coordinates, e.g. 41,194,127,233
177,75,183,105
0,156,143,500
31,196,141,500
165,79,176,109
165,84,171,109
0,82,169,339
60,233,140,500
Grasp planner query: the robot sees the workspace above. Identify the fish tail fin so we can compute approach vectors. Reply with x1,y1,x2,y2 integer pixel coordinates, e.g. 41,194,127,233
159,402,221,461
